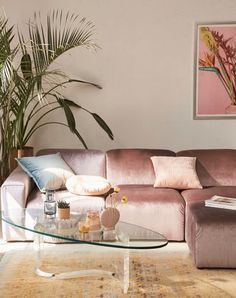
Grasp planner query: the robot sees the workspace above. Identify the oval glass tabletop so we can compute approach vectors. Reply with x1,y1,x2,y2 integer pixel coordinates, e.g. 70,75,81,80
1,208,168,249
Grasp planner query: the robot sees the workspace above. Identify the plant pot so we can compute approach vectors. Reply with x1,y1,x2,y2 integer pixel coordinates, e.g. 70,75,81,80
100,207,120,230
10,146,34,172
57,207,70,220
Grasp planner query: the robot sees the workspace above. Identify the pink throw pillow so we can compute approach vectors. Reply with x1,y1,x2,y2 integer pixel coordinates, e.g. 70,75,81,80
151,156,202,189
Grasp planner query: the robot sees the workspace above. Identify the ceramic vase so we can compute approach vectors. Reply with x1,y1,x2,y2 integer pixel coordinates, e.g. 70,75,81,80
100,207,120,230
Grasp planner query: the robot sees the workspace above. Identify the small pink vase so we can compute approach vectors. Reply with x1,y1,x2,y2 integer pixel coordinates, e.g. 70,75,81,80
100,207,120,230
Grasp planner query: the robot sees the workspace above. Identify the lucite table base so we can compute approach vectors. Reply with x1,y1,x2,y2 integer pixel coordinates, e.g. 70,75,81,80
34,234,130,294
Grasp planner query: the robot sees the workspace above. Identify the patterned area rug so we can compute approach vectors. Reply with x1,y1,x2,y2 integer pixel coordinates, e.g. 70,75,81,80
0,243,236,298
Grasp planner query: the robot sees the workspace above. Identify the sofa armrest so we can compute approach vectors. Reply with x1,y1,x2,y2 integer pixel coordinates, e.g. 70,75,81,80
1,166,35,211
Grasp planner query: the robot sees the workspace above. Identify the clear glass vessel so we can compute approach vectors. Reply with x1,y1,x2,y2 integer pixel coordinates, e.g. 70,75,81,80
44,190,56,218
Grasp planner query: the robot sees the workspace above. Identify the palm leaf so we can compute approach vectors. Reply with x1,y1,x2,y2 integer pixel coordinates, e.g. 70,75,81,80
61,98,114,140
57,97,76,132
20,53,33,80
91,113,114,140
68,79,102,89
73,128,88,149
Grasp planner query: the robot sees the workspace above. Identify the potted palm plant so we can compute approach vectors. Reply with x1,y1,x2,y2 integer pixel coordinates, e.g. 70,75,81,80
0,11,113,183
0,16,17,182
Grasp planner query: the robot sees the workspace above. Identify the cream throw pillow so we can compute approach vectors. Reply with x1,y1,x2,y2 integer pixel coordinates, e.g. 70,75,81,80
66,175,111,196
151,156,202,189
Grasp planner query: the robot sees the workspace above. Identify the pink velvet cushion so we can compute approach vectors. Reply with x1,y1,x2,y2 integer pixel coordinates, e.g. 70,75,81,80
151,156,202,190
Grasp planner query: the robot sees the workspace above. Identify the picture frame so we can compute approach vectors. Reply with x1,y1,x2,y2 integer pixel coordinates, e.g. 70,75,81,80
194,23,236,119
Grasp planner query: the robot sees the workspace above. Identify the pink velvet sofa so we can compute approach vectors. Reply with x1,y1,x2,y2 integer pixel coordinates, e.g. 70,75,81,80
1,148,236,268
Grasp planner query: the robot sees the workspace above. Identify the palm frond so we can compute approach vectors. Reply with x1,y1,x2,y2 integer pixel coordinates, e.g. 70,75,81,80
27,10,97,74
57,96,76,132
91,113,114,140
61,98,114,140
0,17,17,91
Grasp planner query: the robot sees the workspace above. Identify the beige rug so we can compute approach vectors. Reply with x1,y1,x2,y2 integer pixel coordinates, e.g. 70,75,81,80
0,243,236,298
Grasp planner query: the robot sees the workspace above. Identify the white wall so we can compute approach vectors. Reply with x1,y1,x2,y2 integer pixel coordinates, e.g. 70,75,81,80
2,0,236,153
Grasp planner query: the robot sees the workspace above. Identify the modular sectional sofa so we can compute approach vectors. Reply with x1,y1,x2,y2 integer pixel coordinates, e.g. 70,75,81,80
1,148,236,268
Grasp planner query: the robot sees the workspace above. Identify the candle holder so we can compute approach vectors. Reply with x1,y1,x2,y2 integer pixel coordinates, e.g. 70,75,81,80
86,211,101,231
78,220,90,233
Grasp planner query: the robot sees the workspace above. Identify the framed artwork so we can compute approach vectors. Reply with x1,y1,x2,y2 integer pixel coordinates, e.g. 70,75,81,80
194,23,236,119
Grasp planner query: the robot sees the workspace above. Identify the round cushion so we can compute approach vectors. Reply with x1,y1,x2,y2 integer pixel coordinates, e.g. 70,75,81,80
66,175,111,196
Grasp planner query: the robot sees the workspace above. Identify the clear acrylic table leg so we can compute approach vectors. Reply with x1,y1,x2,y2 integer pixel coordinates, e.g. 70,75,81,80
34,228,130,294
34,234,117,281
123,248,130,294
34,233,55,278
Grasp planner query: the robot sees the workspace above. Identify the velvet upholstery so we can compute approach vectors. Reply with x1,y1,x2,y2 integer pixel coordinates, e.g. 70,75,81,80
116,185,185,241
177,149,236,187
181,186,236,242
106,149,175,185
1,167,35,241
186,201,236,268
2,146,236,257
37,149,106,177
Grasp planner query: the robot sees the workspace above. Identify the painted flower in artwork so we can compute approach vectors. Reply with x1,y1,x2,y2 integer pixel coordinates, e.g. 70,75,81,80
200,27,217,52
199,26,236,105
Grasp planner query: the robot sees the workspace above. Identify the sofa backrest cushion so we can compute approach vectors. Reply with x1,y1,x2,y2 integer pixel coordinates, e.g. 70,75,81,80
177,149,236,187
106,149,176,185
37,149,106,177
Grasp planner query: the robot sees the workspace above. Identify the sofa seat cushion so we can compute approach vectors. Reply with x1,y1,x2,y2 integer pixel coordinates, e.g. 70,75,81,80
116,185,185,241
181,186,236,242
26,188,105,215
182,186,236,204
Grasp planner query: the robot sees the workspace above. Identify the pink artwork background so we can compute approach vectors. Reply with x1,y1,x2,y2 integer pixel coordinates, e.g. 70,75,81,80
197,26,236,116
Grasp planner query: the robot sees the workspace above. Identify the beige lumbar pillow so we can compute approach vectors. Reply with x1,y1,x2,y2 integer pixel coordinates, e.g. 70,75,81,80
66,175,111,196
151,156,202,189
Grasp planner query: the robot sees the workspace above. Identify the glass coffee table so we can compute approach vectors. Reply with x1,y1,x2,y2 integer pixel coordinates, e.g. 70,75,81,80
1,208,168,293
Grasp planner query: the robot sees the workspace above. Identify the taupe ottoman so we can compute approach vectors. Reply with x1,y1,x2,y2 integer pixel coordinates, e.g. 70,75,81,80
186,201,236,268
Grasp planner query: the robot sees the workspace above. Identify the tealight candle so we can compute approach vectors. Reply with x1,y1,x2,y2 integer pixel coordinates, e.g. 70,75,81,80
79,220,90,233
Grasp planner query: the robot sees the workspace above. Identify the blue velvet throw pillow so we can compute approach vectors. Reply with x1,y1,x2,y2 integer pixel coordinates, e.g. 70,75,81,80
16,153,74,192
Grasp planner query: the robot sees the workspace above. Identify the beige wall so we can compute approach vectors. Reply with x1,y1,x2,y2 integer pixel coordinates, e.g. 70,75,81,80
2,0,236,153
